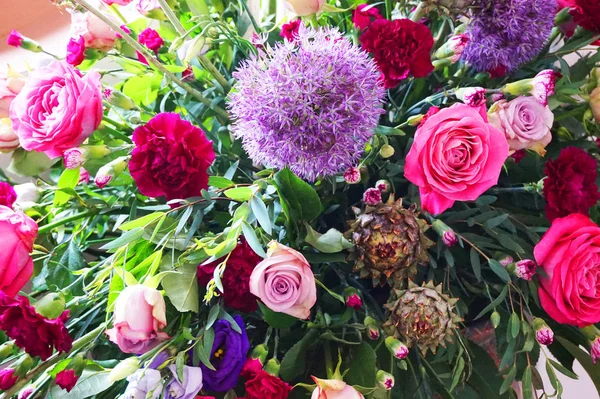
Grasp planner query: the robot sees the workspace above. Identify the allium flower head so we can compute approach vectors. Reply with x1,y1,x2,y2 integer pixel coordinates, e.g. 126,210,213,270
463,0,557,73
230,25,385,181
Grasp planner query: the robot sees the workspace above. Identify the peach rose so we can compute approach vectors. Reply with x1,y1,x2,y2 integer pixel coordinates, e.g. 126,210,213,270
285,0,326,16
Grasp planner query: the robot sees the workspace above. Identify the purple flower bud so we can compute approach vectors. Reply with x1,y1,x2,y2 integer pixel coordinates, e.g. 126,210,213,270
515,259,536,281
344,167,361,184
442,230,458,247
592,337,600,364
536,325,554,346
363,187,382,205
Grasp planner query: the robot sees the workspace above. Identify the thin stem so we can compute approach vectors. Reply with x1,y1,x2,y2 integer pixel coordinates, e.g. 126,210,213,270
38,210,98,235
71,0,229,121
410,1,427,22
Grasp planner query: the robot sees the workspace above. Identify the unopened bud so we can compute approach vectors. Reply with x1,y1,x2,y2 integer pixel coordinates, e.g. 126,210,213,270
63,145,111,169
375,179,391,194
432,219,458,247
108,357,139,382
18,386,34,399
503,70,558,106
345,294,362,310
343,167,361,184
7,30,43,52
379,144,395,159
14,355,35,377
407,114,424,126
250,344,269,365
363,187,382,205
0,369,17,390
0,341,16,362
376,370,394,390
499,255,513,267
385,337,409,360
490,311,501,329
364,316,380,340
454,87,487,107
264,358,281,376
514,259,536,281
34,292,66,319
103,89,137,110
95,156,129,188
435,34,469,63
533,318,554,346
591,87,600,123
592,336,600,364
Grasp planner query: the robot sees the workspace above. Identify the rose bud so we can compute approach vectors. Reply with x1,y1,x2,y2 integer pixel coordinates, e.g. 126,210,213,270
432,219,458,247
344,288,362,310
55,369,79,392
63,145,111,169
95,156,130,188
66,36,86,67
454,87,487,107
108,357,140,382
105,285,169,354
6,30,43,52
376,370,394,390
364,316,380,340
385,337,409,360
311,377,364,399
285,0,326,16
362,187,382,205
343,167,361,184
532,318,554,346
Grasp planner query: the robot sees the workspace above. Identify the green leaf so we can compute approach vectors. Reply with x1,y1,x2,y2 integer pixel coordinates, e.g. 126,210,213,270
315,279,345,304
224,187,253,201
161,264,199,313
280,329,319,381
208,176,234,189
489,259,511,282
468,344,510,399
499,366,517,394
49,370,112,399
187,0,210,16
474,286,508,320
101,228,145,251
194,336,216,371
305,225,353,254
8,148,55,177
242,222,266,258
122,73,162,106
470,248,481,281
54,168,81,206
509,312,520,339
250,195,272,235
556,337,600,394
344,342,377,387
522,365,532,399
485,214,509,229
273,168,322,222
206,306,220,330
450,357,465,391
549,359,578,380
258,301,298,329
375,125,405,136
475,195,497,206
119,212,165,231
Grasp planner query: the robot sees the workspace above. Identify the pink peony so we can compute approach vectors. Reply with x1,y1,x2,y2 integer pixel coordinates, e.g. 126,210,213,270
0,67,26,119
66,36,86,67
404,103,509,215
9,60,102,159
249,242,317,319
0,206,38,297
0,119,19,153
70,11,116,51
489,97,554,156
106,285,169,354
311,378,364,399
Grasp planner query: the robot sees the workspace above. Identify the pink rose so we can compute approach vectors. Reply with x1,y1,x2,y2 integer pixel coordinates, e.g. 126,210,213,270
489,97,554,156
70,11,116,51
249,242,317,319
0,205,38,297
0,67,25,119
66,36,86,67
106,285,169,354
285,0,325,16
0,119,19,153
404,103,509,215
101,0,134,4
535,213,600,327
311,378,364,399
9,60,102,159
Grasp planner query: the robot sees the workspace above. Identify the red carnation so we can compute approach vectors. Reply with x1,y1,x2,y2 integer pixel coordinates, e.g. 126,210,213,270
138,28,164,53
280,20,301,42
543,147,600,222
130,113,215,201
360,18,434,88
0,181,16,208
197,238,261,312
244,370,293,399
55,369,79,392
558,0,600,45
0,292,73,360
353,4,382,30
0,369,17,390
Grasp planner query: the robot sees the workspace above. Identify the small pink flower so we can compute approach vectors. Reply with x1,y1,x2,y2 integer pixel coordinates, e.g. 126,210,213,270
138,28,164,53
443,230,458,247
386,337,409,359
515,259,536,281
79,168,90,184
535,325,554,346
367,327,379,340
7,30,23,47
455,87,487,107
592,337,600,364
66,36,86,66
353,4,382,30
281,20,302,42
95,171,112,188
346,294,362,310
532,69,558,106
343,167,361,184
362,187,382,205
375,179,390,193
499,255,514,267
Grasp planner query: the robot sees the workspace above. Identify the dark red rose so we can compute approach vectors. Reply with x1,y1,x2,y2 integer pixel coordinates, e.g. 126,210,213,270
0,369,17,390
138,28,164,53
280,20,301,42
197,238,261,312
244,370,293,399
55,369,79,392
130,113,215,201
0,181,16,208
241,358,264,379
543,146,600,222
559,0,600,45
353,4,382,30
0,292,73,360
360,18,434,88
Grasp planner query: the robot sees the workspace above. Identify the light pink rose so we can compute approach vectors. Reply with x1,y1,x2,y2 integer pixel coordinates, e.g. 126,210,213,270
0,119,19,153
106,285,169,354
404,103,509,215
311,378,364,399
0,205,38,297
249,242,317,319
70,11,116,51
489,97,554,156
0,67,25,119
285,0,326,16
9,60,102,159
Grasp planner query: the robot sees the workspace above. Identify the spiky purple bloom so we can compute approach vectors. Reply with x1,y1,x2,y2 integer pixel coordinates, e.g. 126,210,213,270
462,0,557,73
229,26,385,181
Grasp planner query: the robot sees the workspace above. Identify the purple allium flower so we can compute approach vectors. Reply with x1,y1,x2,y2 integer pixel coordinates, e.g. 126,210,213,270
462,0,557,73
229,25,385,181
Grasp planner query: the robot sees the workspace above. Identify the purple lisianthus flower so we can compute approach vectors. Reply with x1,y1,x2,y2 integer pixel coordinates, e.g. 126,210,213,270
164,365,203,399
200,315,250,392
123,369,163,399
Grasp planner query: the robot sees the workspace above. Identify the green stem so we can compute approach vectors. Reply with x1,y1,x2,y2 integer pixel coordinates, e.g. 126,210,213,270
0,324,106,399
100,121,133,144
71,0,229,121
323,340,334,379
38,210,98,235
410,1,427,22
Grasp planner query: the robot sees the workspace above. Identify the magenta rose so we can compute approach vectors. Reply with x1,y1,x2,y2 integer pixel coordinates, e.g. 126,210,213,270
249,242,317,319
70,11,116,51
535,214,600,327
489,96,554,156
129,113,215,201
105,285,169,354
404,103,509,215
9,60,102,159
0,206,38,297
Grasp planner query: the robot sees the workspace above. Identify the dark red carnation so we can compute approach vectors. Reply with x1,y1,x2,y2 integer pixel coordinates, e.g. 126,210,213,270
130,112,215,201
241,358,264,379
353,4,382,30
0,292,73,360
543,146,600,222
244,370,293,399
138,28,164,53
360,18,434,88
0,181,16,208
55,369,79,392
558,0,600,45
197,238,261,312
280,20,301,42
0,369,17,390
510,149,526,164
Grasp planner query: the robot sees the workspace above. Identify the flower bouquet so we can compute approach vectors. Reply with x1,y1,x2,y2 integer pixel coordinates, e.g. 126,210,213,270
0,0,600,397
